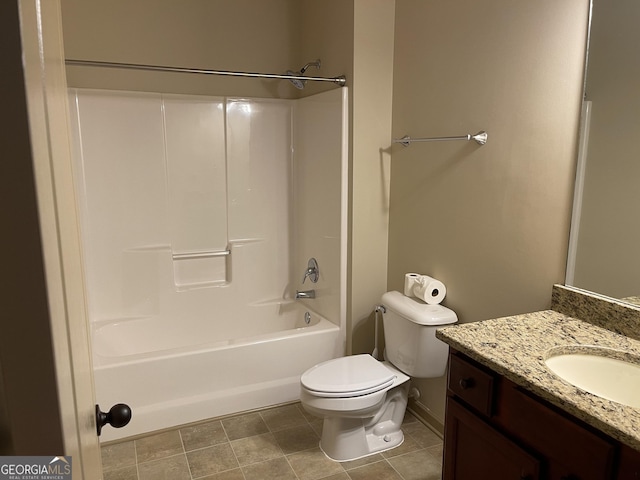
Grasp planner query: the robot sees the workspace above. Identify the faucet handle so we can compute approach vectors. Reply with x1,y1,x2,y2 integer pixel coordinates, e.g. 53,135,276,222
302,258,319,284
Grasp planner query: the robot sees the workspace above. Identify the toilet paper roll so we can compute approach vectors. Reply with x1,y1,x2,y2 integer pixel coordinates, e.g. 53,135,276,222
404,273,421,297
412,275,446,305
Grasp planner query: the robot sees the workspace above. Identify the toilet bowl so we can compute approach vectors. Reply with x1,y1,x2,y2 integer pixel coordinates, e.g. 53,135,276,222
300,354,410,461
300,290,457,462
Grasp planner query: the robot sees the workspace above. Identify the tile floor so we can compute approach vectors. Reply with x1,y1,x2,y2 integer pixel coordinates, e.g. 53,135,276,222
101,402,443,480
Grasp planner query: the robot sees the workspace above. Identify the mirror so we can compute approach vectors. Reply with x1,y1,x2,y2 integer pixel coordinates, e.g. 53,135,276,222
565,0,640,306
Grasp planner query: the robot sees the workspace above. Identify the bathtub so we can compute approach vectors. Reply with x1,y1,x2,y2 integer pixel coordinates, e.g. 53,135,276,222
93,303,343,442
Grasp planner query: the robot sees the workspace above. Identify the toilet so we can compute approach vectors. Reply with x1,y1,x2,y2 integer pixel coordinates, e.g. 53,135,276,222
299,290,457,462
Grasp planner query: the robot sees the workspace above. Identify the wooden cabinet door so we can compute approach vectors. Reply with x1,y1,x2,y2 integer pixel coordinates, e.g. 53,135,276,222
444,398,540,480
498,383,615,480
617,444,640,479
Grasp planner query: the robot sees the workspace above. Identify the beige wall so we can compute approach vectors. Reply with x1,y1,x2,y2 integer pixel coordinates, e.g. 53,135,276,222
572,0,640,299
61,0,302,98
389,0,589,423
349,0,396,354
61,0,356,100
298,0,354,100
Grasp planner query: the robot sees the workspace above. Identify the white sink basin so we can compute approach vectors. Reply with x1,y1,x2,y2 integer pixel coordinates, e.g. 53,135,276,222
545,347,640,408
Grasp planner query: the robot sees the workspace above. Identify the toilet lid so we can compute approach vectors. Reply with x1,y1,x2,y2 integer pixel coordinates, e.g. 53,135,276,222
301,354,396,398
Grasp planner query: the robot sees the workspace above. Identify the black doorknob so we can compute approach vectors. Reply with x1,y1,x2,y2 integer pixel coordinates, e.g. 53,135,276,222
96,403,132,436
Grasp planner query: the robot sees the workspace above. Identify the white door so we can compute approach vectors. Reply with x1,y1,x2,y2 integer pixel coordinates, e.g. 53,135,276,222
19,0,102,477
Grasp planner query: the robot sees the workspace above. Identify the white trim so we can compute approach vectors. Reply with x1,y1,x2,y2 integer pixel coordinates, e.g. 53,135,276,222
340,87,350,352
19,0,101,476
565,100,592,285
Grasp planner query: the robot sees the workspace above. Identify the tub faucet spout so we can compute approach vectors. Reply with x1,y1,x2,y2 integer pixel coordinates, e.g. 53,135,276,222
296,289,316,299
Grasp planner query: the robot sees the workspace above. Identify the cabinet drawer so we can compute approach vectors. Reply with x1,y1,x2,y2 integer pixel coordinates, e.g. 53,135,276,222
448,353,495,416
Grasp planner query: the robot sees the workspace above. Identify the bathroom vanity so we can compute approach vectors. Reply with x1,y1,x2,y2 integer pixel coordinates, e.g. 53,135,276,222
437,285,640,480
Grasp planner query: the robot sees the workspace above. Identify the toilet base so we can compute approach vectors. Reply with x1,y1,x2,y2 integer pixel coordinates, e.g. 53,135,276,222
319,419,404,462
318,383,409,462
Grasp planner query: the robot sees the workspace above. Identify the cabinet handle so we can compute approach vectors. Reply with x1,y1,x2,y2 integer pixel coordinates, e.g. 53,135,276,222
459,378,475,389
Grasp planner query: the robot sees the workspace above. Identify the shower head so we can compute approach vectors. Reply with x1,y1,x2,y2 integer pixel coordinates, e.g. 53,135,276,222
286,70,306,89
286,59,321,89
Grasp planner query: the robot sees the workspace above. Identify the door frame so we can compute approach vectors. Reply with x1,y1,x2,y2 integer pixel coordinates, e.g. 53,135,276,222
18,0,101,476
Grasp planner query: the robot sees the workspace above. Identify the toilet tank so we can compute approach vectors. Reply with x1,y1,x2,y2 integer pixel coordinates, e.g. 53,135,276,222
381,291,457,378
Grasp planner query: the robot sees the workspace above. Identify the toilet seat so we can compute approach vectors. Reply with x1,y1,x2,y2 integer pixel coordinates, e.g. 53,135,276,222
300,354,396,398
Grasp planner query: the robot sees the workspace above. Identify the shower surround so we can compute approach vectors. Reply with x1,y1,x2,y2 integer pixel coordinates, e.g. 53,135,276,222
68,88,348,441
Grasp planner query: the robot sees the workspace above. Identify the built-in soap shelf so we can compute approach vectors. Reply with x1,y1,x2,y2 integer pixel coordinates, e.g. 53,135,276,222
124,244,231,290
124,238,277,291
172,248,230,290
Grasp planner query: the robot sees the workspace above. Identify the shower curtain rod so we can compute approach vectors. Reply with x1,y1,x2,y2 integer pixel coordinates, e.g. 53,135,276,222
64,59,347,86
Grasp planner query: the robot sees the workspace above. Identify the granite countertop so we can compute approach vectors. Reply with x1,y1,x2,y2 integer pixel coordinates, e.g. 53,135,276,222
436,309,640,451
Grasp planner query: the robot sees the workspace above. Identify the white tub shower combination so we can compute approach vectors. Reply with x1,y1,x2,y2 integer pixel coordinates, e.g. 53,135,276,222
68,88,348,441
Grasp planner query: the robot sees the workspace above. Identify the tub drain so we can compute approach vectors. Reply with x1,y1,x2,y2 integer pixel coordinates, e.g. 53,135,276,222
304,311,311,325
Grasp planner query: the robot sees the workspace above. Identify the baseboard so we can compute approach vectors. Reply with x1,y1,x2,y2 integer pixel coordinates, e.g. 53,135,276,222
407,398,444,438
101,399,301,445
